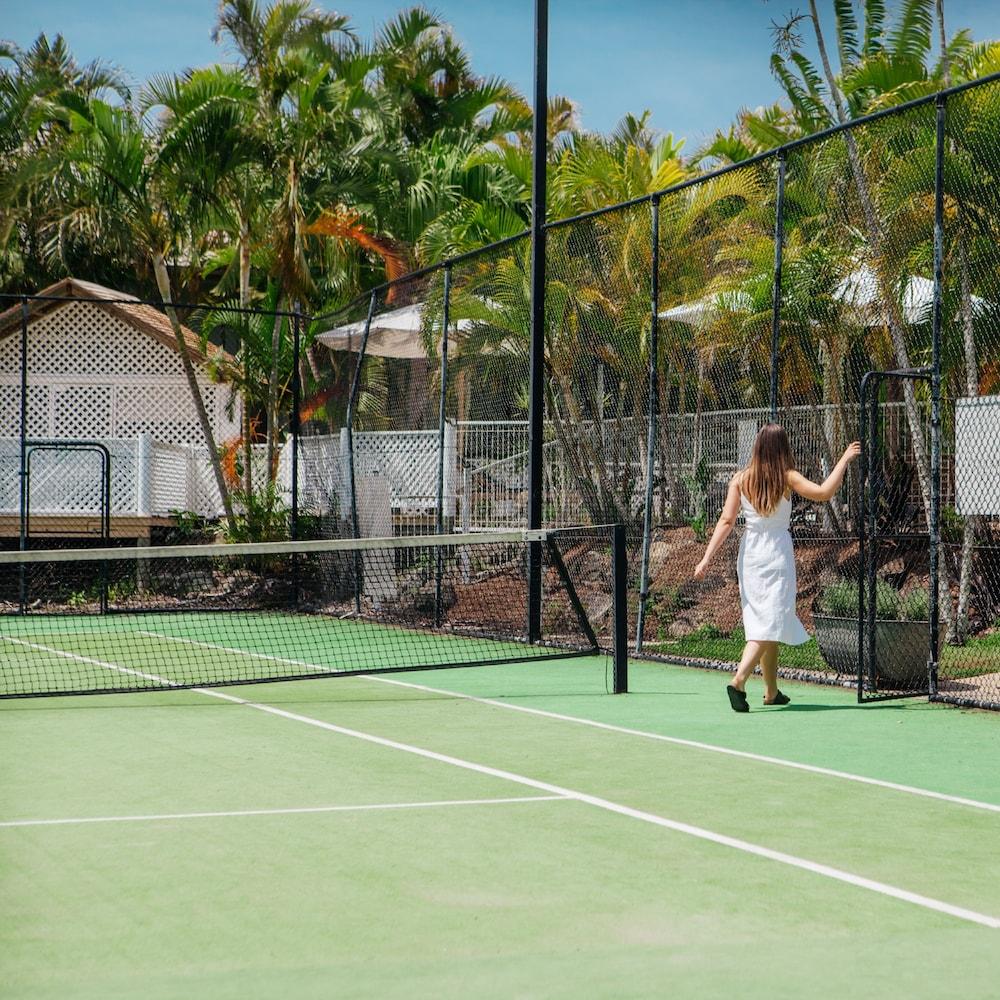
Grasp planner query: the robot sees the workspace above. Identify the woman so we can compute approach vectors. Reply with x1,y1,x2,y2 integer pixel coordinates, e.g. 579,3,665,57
694,424,860,712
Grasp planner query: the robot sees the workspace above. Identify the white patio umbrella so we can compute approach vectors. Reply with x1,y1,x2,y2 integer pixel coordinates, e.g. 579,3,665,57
658,289,753,327
317,302,484,359
832,264,990,326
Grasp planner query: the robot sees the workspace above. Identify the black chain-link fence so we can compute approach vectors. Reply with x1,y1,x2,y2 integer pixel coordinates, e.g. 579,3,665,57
6,73,1000,710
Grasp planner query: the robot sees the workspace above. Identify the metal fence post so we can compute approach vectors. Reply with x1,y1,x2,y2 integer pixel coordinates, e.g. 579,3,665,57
290,307,301,542
435,266,452,627
929,95,946,696
770,150,786,421
18,297,28,613
635,195,660,653
526,0,549,642
346,292,377,615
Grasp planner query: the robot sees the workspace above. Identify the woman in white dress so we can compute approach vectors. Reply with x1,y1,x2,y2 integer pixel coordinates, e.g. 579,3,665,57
694,424,860,712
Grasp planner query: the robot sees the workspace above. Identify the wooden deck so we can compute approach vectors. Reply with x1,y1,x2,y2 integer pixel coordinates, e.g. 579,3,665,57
0,515,175,540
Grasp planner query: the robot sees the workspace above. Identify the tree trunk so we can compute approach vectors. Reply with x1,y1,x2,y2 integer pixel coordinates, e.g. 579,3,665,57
265,300,284,482
239,224,253,495
152,252,235,529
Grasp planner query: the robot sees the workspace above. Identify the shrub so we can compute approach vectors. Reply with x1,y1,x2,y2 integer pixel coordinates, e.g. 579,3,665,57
899,588,930,621
874,579,901,619
818,578,907,619
818,578,858,617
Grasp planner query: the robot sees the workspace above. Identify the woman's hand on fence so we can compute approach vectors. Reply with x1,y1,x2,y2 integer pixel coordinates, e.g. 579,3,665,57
842,441,861,463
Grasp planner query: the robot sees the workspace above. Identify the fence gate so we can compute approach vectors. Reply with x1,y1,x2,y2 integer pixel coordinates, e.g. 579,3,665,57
857,371,938,702
24,441,111,541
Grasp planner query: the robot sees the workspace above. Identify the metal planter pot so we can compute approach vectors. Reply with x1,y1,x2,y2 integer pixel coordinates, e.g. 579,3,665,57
812,615,933,689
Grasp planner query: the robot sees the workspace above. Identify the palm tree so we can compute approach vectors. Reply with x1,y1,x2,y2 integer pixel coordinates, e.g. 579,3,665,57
0,34,130,292
51,97,242,526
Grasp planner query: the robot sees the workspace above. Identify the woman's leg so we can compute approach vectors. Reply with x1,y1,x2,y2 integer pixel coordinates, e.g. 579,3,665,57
731,640,764,691
760,642,780,702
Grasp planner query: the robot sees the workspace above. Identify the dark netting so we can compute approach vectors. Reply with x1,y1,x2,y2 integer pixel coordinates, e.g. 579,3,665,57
935,78,1000,710
767,101,938,683
543,201,653,642
446,237,532,536
299,293,382,540
0,526,619,698
639,160,780,666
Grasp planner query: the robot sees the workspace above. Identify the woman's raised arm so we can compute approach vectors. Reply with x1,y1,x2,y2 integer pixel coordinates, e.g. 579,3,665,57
786,442,861,503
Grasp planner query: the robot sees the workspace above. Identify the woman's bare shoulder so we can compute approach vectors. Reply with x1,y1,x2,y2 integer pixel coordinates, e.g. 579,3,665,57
729,470,745,489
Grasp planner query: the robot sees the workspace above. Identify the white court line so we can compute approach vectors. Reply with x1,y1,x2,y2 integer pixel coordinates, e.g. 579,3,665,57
139,629,1000,816
7,634,1000,930
0,796,567,829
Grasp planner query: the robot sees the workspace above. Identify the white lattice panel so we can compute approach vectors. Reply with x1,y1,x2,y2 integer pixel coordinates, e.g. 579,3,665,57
54,385,113,440
15,301,185,376
149,442,191,514
346,425,456,517
1,301,242,447
0,384,51,436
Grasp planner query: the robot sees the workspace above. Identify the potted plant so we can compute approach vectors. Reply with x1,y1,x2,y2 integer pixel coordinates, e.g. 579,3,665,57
812,578,936,689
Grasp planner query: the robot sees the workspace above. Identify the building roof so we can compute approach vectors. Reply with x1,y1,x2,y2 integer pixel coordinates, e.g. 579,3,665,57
0,278,231,367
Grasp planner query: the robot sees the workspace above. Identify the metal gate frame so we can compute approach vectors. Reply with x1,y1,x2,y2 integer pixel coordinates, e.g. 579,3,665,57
21,440,112,614
857,369,939,702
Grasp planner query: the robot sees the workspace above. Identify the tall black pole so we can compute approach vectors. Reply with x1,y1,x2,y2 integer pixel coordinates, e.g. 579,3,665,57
635,196,660,653
18,297,28,613
769,151,786,421
347,292,377,615
290,307,301,542
434,266,452,627
929,95,945,696
526,0,548,642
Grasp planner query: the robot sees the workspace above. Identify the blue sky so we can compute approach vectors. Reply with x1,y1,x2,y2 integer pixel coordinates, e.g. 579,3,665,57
4,0,1000,149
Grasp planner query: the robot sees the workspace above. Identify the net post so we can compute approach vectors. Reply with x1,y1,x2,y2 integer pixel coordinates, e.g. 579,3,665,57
611,523,629,694
18,296,28,614
347,292,377,615
769,150,786,421
527,0,548,644
928,94,945,697
636,195,660,654
435,266,452,628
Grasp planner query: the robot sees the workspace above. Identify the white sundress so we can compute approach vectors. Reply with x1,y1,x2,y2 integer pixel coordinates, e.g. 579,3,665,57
737,492,810,645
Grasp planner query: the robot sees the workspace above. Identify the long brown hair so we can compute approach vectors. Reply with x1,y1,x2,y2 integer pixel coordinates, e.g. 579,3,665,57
742,423,795,516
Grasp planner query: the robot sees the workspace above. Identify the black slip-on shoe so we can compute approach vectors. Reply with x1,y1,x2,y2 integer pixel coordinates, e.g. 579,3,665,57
726,685,750,713
763,691,791,706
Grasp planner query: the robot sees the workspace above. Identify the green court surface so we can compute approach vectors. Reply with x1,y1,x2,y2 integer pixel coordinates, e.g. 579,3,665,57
3,649,1000,999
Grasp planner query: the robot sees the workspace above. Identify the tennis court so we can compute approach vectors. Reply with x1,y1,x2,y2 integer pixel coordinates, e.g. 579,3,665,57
3,638,1000,998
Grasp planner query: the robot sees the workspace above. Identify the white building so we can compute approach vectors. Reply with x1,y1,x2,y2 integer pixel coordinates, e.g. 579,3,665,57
0,279,241,538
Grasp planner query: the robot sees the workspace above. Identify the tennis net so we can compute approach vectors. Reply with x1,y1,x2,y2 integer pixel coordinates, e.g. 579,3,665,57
0,526,626,698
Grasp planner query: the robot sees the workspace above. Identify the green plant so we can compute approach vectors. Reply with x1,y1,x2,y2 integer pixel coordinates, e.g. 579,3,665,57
874,580,901,620
167,509,213,542
818,578,914,620
223,482,290,544
899,588,930,622
818,578,859,617
683,454,711,542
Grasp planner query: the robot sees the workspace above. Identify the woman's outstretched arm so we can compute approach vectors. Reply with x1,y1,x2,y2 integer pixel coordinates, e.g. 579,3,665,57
694,475,743,581
786,442,861,502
